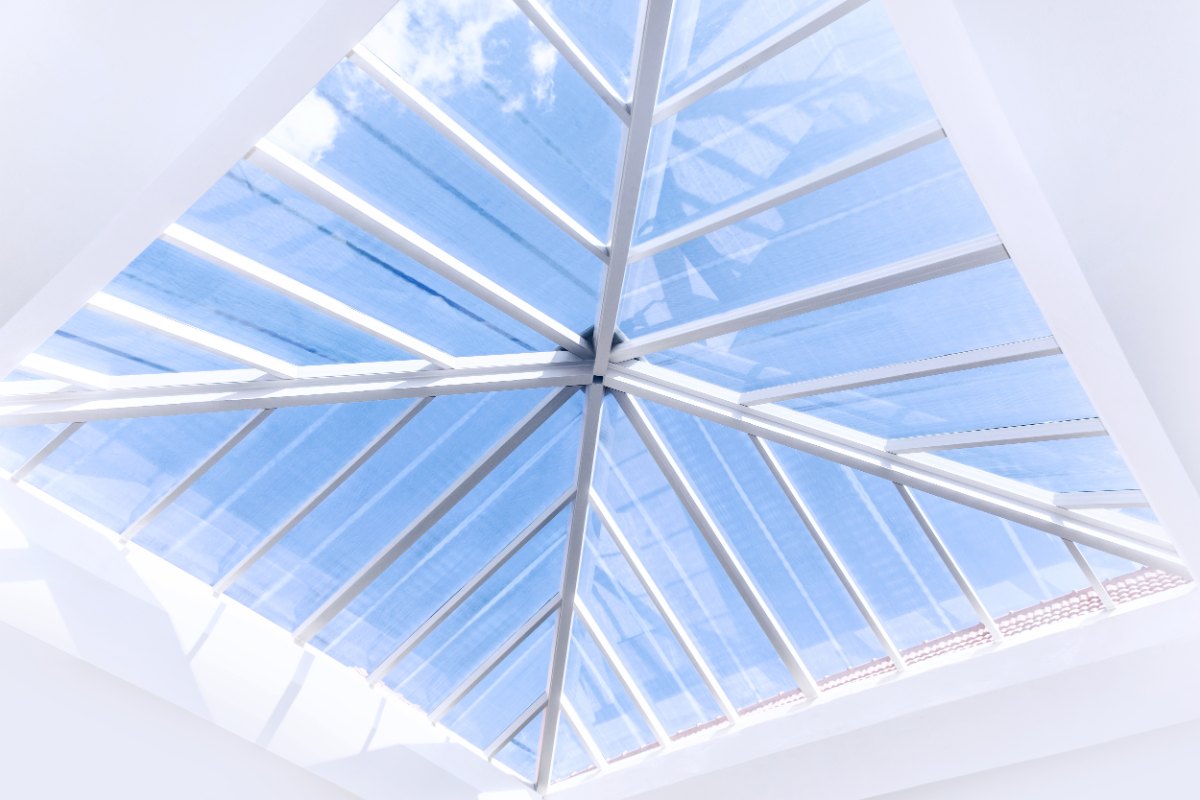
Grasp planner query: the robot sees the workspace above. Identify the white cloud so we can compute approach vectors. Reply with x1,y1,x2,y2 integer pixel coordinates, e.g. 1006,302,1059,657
529,40,558,106
266,91,341,164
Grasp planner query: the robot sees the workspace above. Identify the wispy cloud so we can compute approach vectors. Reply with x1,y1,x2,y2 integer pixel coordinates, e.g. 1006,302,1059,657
266,91,342,164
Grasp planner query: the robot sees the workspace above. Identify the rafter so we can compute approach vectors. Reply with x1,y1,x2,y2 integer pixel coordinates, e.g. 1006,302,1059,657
1065,539,1116,610
886,417,1107,453
8,421,83,482
486,692,548,760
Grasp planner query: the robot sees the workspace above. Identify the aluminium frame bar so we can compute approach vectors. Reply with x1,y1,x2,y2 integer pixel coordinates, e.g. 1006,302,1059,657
247,142,591,358
349,46,608,260
537,382,606,792
19,355,111,390
589,0,674,376
604,363,1186,574
367,488,575,685
753,435,906,669
629,121,945,263
886,417,1107,454
162,224,455,367
615,390,822,700
742,336,1062,406
612,235,1008,361
1054,489,1149,509
431,593,562,722
589,490,740,723
486,691,549,759
652,0,871,123
895,483,1001,640
295,386,576,642
1064,539,1116,611
8,421,84,482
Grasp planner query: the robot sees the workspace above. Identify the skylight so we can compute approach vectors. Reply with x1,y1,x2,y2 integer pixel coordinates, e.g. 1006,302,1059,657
0,0,1188,794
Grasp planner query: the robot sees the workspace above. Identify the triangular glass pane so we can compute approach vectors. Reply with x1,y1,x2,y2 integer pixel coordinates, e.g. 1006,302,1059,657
643,400,888,679
542,0,639,96
361,0,621,239
439,611,557,749
181,161,551,356
265,60,599,332
937,436,1137,494
551,711,595,784
35,306,241,376
768,446,977,651
317,396,583,669
621,139,995,336
1076,544,1140,584
640,261,1048,393
580,512,721,736
494,708,545,783
382,507,568,709
24,411,254,532
911,490,1088,619
642,3,934,235
564,619,655,761
0,423,69,475
595,394,794,710
226,388,547,630
135,400,415,584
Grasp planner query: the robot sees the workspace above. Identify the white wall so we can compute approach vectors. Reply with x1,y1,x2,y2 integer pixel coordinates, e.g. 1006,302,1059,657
0,619,353,800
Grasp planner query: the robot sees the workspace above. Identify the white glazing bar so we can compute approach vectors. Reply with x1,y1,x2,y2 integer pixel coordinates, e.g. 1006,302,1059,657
162,224,456,367
615,391,821,700
212,397,433,595
589,490,740,723
753,435,906,670
430,594,562,722
895,483,1002,641
486,692,549,759
652,0,871,122
612,236,1008,361
367,489,575,685
0,361,591,426
575,598,671,745
295,387,576,642
0,378,73,399
19,354,112,390
122,408,274,542
349,47,608,260
87,293,297,378
742,336,1062,406
1054,490,1149,509
590,0,674,376
537,382,606,792
630,122,945,262
603,363,1186,574
887,417,1107,454
8,421,84,482
1065,538,1117,611
512,0,630,121
561,698,607,772
247,142,592,358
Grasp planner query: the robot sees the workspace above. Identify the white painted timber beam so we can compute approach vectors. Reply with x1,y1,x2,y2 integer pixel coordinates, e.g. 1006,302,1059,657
247,142,591,358
590,0,674,376
612,235,1008,361
348,46,608,259
742,336,1061,406
887,417,1107,454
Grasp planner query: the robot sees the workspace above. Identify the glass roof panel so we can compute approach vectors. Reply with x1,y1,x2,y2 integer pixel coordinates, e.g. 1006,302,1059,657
564,622,656,760
644,261,1048,393
543,0,639,95
937,436,1136,493
266,60,600,333
108,239,411,366
551,712,596,783
439,612,556,749
495,708,544,782
641,2,934,236
767,446,978,650
659,0,827,98
911,491,1088,618
643,400,888,679
134,401,413,585
785,355,1094,439
0,423,68,475
1077,544,1141,583
579,513,722,735
180,161,550,355
362,0,621,239
25,412,254,532
1,370,43,382
621,138,994,334
35,307,241,375
595,394,795,710
225,389,545,630
316,398,582,671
